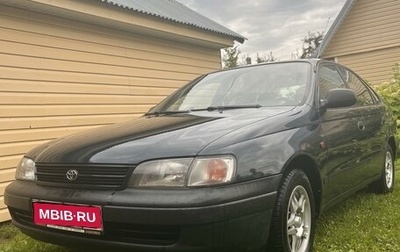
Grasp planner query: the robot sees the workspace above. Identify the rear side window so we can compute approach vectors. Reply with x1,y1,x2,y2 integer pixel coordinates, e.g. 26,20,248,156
337,66,375,106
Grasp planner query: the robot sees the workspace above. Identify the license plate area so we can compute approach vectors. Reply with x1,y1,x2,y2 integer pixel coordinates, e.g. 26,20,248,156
33,200,103,235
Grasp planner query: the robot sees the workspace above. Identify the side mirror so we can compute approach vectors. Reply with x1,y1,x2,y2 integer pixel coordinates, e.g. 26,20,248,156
322,88,357,109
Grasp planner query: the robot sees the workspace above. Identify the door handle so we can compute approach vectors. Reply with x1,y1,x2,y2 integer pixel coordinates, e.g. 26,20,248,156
357,121,365,131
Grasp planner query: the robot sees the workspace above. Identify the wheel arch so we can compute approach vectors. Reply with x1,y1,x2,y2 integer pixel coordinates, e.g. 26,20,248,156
388,136,397,160
282,154,323,217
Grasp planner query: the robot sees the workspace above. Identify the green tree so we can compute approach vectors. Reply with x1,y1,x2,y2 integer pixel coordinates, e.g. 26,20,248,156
256,53,266,64
374,63,400,140
300,31,324,59
222,46,240,68
256,51,277,64
245,56,252,65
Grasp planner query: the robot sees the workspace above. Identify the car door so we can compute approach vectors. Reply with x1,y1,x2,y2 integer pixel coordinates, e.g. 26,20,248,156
317,64,366,202
337,66,385,180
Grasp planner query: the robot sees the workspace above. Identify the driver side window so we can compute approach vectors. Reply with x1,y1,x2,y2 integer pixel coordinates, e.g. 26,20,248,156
318,65,345,100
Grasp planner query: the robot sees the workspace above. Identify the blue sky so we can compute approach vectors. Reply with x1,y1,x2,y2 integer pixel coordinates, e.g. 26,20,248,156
178,0,347,61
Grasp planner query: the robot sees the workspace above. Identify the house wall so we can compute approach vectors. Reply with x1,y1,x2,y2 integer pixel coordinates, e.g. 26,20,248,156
0,5,223,222
321,0,400,85
336,47,400,85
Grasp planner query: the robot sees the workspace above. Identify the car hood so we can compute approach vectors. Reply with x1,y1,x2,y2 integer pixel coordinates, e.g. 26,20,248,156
29,107,297,164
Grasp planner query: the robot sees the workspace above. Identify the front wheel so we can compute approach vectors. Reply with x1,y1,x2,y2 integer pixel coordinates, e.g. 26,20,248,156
267,169,315,252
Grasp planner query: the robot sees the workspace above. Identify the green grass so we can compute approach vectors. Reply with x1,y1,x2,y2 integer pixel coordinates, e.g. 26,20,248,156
314,192,400,252
0,223,71,252
314,160,400,251
1,160,400,252
0,223,66,252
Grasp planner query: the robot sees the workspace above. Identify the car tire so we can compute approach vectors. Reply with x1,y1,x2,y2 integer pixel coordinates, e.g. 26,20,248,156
370,144,395,194
267,169,315,252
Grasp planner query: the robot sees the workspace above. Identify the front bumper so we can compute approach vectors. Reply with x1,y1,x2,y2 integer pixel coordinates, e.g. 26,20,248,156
5,175,280,251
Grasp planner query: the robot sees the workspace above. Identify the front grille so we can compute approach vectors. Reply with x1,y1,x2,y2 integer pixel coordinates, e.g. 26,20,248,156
9,208,180,246
36,163,134,189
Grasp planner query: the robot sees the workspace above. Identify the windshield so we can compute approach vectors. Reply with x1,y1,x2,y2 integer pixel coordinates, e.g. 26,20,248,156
152,62,311,113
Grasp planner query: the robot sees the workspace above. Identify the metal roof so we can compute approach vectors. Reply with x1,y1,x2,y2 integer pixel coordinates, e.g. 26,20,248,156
315,0,356,58
101,0,246,43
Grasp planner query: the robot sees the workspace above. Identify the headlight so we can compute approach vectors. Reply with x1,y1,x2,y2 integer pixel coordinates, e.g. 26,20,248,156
128,156,236,188
128,158,192,187
15,157,36,181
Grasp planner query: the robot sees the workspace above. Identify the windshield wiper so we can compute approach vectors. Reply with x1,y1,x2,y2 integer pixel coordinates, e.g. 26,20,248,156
206,104,262,111
145,110,190,116
146,104,262,116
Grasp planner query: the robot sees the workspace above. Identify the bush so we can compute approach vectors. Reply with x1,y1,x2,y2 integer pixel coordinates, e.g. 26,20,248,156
373,63,400,140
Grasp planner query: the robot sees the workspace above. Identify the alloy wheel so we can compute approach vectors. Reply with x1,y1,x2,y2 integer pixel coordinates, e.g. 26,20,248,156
385,151,394,189
287,185,311,252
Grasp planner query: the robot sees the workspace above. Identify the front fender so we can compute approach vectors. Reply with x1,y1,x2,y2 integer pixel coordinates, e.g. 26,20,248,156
199,124,323,182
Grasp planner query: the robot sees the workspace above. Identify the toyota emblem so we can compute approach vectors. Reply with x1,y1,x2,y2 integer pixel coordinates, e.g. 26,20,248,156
66,169,79,181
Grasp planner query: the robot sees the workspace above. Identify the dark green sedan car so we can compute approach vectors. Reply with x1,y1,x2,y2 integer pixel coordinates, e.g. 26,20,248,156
5,59,397,252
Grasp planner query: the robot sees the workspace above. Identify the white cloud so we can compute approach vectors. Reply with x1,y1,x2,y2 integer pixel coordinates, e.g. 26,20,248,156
179,0,347,60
